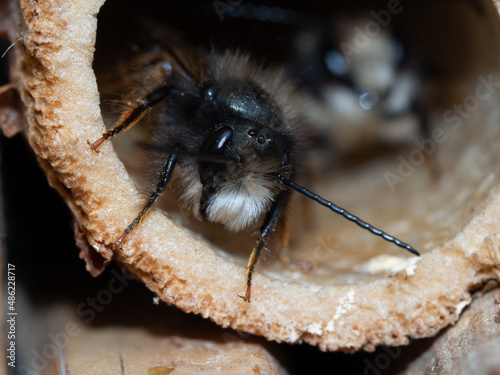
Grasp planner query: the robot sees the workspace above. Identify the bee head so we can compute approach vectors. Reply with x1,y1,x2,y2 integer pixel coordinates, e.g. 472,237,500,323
195,77,292,231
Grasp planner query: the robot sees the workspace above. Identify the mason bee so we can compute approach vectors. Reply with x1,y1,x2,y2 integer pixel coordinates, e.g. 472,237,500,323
90,38,419,302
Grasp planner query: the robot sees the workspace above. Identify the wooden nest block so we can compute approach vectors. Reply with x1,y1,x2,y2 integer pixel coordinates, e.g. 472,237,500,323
2,0,500,352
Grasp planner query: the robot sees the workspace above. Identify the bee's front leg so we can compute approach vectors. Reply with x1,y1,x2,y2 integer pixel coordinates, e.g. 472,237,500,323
239,191,290,303
113,148,179,248
89,85,173,152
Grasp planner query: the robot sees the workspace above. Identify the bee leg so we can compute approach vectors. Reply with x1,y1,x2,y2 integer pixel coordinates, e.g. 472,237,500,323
240,241,265,303
90,85,172,151
279,222,314,272
278,247,292,267
239,193,289,303
277,218,292,267
413,100,440,179
114,148,179,248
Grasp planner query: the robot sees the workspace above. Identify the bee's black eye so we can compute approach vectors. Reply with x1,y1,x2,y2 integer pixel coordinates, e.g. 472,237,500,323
203,127,233,155
248,129,257,137
199,127,233,184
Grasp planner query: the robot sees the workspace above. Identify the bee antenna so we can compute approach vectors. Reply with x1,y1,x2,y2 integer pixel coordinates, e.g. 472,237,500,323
274,174,420,256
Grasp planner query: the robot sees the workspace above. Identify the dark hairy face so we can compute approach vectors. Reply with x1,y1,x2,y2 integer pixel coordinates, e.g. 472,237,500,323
200,77,289,161
198,77,292,182
196,77,292,225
